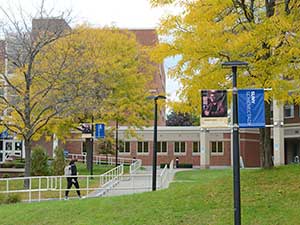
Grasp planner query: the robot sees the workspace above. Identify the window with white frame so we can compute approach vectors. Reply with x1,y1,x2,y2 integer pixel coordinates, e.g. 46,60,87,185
284,104,294,118
193,142,200,153
157,141,167,153
137,141,149,153
119,141,130,153
211,141,223,154
174,141,186,154
270,103,295,119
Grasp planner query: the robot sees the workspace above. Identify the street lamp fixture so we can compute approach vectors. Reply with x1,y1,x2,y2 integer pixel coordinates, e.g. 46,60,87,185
222,61,248,225
148,95,166,191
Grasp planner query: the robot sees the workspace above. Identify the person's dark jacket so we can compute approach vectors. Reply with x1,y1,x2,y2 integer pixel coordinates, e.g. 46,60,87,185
70,164,77,176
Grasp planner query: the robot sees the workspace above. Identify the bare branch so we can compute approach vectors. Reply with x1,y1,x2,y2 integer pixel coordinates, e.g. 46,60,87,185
0,95,25,123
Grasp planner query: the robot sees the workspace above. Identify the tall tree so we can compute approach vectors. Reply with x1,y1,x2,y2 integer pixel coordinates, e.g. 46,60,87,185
150,0,300,168
166,110,199,126
40,27,154,168
0,5,75,186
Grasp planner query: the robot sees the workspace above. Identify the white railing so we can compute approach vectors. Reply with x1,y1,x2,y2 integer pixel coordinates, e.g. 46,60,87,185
0,164,124,202
129,159,142,174
159,160,174,189
67,154,134,165
103,160,175,197
0,159,176,201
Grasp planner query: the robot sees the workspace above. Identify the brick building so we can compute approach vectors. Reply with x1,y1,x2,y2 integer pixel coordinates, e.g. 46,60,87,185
1,19,300,168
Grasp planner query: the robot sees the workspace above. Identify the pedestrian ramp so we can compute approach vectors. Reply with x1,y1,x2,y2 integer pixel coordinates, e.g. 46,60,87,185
99,163,174,197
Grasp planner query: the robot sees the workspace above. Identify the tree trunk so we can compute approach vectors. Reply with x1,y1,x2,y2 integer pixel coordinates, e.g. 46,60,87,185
259,127,265,167
24,138,31,188
265,0,275,17
86,138,93,171
260,102,273,168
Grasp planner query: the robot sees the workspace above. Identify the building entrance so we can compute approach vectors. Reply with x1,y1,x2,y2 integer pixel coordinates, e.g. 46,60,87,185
0,140,24,163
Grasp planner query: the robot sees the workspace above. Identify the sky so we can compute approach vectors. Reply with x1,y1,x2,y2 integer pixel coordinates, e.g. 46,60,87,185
0,0,181,101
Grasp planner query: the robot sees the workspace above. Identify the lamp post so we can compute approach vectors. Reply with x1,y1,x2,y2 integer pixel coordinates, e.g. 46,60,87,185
222,61,248,225
90,115,94,177
115,119,119,167
148,95,166,191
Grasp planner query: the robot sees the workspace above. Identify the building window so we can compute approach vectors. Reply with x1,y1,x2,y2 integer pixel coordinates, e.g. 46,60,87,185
284,104,294,118
137,141,149,153
15,142,22,151
119,141,130,153
211,141,223,154
270,103,294,119
157,141,167,153
193,142,200,153
174,142,186,154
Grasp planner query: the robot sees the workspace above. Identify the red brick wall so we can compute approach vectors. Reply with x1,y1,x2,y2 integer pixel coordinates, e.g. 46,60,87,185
32,136,53,157
63,140,82,155
210,141,231,166
130,141,202,166
36,131,261,167
240,132,260,167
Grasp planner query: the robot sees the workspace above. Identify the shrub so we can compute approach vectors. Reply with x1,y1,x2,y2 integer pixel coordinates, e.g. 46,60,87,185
0,194,21,204
51,147,66,175
0,194,5,204
3,174,10,178
5,194,21,204
1,162,24,168
14,163,25,168
160,163,170,168
178,163,193,168
31,146,49,176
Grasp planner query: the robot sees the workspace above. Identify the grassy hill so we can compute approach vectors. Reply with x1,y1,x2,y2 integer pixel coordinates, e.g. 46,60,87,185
0,165,300,225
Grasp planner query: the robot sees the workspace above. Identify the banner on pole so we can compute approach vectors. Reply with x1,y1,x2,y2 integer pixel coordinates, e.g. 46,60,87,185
238,89,265,128
201,90,228,128
95,124,105,138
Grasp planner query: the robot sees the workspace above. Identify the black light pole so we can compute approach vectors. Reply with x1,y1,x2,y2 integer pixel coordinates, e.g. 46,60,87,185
149,95,166,191
90,115,94,177
222,61,248,225
115,119,119,167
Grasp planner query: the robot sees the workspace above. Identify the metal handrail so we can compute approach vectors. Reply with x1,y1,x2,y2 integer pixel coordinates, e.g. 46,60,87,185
0,164,124,202
129,159,142,174
67,153,135,165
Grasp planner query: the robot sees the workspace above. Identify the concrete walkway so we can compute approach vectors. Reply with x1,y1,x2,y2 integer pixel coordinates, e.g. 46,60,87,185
87,167,170,198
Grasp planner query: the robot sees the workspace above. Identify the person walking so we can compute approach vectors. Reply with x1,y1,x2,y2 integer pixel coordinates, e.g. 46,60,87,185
175,157,179,168
65,159,81,199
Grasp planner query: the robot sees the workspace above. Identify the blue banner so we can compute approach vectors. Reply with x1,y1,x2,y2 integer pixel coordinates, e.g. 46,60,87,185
95,124,105,138
238,89,265,128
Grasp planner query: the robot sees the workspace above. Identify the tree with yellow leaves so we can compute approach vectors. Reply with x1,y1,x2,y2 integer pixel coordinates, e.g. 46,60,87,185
46,26,154,170
151,0,300,168
0,5,153,184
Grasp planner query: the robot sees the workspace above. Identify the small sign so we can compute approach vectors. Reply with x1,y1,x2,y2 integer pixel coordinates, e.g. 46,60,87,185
95,124,105,138
63,150,69,157
238,89,265,128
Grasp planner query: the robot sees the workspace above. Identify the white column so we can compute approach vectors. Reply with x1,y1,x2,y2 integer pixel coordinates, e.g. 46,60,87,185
273,100,285,166
200,128,210,169
53,134,59,158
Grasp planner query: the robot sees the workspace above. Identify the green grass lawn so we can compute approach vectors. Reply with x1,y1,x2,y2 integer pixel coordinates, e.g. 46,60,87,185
76,163,115,175
1,165,300,225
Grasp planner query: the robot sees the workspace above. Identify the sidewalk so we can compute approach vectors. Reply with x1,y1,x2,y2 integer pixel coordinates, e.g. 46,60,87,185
87,167,169,198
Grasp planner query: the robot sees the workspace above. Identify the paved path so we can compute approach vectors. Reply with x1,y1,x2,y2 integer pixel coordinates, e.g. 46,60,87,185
87,167,171,198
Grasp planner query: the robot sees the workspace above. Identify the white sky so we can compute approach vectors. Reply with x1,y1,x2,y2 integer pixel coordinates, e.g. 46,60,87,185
0,0,180,100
